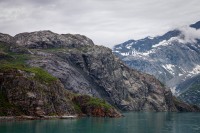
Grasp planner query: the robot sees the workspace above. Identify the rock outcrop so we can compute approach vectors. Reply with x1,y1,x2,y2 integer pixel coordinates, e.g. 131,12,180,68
0,69,75,116
73,95,121,117
0,30,199,114
14,30,94,49
0,33,14,44
0,68,120,117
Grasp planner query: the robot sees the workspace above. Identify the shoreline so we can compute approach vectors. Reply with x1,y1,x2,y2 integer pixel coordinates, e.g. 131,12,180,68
0,115,78,122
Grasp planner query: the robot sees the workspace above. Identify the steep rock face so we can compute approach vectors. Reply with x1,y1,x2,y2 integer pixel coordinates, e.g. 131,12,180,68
7,31,178,112
113,21,200,96
0,40,122,118
63,46,177,111
0,30,198,112
27,46,177,111
0,69,75,116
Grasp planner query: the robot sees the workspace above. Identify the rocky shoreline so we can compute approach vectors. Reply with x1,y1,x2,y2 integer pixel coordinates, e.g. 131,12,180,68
0,115,78,121
0,114,123,122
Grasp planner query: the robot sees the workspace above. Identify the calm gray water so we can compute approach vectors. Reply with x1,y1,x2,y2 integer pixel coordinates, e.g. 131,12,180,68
0,112,200,133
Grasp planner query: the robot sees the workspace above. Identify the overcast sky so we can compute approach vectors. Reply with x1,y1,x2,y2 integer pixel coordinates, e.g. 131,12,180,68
0,0,200,48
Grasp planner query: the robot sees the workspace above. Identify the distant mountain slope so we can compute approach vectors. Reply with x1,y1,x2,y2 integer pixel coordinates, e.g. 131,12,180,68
178,75,200,106
113,21,200,97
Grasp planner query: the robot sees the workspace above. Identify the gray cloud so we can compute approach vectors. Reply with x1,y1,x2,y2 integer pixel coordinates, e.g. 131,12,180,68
0,0,200,48
179,26,200,43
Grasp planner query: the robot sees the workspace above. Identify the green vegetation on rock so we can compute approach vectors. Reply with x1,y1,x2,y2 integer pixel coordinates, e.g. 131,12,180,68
72,95,121,117
0,92,23,116
0,43,57,84
0,64,57,84
0,43,9,51
0,41,121,117
73,95,112,111
25,67,57,83
87,97,112,110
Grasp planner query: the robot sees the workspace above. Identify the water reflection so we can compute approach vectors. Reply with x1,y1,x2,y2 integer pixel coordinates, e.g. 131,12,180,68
0,112,200,133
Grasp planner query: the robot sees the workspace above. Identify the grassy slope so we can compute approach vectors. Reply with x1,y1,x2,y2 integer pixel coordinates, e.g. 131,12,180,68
0,42,57,84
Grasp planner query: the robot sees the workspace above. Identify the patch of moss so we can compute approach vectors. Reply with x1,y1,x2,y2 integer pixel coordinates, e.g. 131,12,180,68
48,113,58,116
0,64,57,83
0,92,23,116
26,67,57,83
87,97,112,110
0,49,57,84
7,53,29,64
0,43,30,66
0,42,9,52
73,104,82,114
73,95,112,112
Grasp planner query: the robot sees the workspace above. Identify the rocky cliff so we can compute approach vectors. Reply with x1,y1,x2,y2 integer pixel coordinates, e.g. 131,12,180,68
0,42,120,118
0,30,198,114
0,69,75,116
0,67,121,117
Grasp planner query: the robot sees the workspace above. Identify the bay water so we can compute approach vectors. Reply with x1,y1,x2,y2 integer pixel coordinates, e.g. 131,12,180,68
0,112,200,133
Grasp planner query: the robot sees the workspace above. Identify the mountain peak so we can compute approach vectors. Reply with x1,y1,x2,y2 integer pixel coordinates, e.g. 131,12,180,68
11,30,94,49
190,21,200,29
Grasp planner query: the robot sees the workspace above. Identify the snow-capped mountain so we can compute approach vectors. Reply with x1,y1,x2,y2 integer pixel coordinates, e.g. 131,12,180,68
113,21,200,96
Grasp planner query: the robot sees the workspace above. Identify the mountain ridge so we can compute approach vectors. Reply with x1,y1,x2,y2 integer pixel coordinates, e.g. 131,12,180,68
113,21,200,106
0,30,199,117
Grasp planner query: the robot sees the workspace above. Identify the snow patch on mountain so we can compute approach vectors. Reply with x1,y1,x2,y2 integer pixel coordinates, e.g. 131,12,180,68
152,40,168,48
190,65,200,74
162,64,175,75
171,87,177,94
130,48,156,56
121,52,129,56
115,46,122,50
147,36,154,39
152,37,180,48
126,42,134,49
